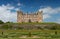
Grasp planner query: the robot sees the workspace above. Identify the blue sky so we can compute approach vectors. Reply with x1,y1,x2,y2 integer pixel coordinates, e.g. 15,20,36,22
0,0,60,12
0,0,60,23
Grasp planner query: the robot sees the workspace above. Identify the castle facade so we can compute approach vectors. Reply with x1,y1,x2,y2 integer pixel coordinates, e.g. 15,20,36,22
17,11,43,23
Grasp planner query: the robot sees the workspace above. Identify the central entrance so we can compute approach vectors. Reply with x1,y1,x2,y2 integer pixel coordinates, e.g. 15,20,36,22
28,19,31,23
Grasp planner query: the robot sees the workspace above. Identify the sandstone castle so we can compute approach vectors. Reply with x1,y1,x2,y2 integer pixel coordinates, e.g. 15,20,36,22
17,11,43,23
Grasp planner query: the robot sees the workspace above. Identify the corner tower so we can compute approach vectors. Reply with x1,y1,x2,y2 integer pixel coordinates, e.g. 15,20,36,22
37,11,43,22
17,11,23,23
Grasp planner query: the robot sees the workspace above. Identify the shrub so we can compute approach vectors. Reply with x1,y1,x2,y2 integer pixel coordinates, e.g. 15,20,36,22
0,20,4,24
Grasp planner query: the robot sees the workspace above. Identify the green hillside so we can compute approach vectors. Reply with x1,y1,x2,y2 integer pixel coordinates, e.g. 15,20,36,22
0,22,60,30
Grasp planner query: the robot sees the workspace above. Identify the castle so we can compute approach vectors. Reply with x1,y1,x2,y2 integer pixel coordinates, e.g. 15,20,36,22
17,11,43,23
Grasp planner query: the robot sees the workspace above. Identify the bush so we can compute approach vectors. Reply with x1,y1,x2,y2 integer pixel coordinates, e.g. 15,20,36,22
1,24,13,29
28,32,32,37
0,20,4,24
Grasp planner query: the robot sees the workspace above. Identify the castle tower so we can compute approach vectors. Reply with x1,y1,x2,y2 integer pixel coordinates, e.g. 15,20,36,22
17,11,23,23
37,11,43,22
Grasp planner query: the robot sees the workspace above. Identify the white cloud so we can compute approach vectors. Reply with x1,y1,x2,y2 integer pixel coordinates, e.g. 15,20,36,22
39,6,60,20
43,14,51,19
39,7,60,14
17,3,21,6
0,4,19,22
15,8,20,11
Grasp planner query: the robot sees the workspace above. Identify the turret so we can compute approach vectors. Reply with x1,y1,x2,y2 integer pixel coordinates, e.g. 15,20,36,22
37,11,43,15
17,11,23,15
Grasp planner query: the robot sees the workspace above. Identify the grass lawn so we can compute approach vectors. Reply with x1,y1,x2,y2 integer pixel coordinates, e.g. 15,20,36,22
0,30,60,39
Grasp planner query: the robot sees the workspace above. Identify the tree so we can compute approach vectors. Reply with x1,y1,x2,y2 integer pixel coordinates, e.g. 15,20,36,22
6,21,13,23
50,26,56,30
0,20,4,24
28,32,32,37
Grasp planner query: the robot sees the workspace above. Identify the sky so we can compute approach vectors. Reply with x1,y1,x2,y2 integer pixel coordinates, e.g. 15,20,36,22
0,0,60,23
